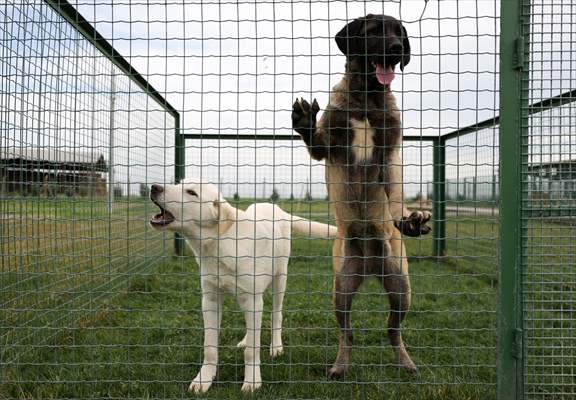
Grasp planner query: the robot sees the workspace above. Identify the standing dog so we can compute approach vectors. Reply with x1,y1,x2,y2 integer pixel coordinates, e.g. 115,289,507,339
149,178,337,392
292,14,431,378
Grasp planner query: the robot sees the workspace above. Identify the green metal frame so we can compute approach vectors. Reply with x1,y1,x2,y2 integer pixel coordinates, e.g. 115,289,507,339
498,0,530,398
174,114,186,255
45,0,184,255
432,137,446,257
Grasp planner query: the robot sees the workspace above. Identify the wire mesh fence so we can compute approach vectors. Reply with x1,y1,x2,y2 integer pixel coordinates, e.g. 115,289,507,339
522,1,576,398
1,0,177,375
0,0,574,399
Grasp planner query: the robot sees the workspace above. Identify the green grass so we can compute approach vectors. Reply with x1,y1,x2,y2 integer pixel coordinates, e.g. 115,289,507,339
2,196,572,399
1,205,500,399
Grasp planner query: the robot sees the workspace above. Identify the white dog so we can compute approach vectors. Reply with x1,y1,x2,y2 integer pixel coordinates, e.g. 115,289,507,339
149,178,337,393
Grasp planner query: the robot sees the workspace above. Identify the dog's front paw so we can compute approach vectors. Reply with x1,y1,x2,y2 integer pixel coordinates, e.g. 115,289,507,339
241,380,262,393
270,344,284,358
188,367,216,394
188,379,213,394
395,210,432,237
292,98,319,137
241,367,262,393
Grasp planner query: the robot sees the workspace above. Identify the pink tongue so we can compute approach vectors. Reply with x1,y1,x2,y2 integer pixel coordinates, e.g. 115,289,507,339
376,64,395,85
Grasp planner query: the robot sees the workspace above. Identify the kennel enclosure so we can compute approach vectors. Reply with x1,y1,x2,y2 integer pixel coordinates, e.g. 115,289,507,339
2,0,575,399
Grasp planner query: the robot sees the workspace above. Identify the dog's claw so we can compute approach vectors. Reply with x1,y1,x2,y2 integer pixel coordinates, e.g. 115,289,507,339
237,335,248,348
396,350,418,374
395,210,432,237
241,381,262,393
311,98,320,113
327,364,347,380
189,366,216,393
188,378,213,394
292,99,302,113
292,98,320,135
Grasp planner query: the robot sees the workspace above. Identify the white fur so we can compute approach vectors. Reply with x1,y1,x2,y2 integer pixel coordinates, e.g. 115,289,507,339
150,178,337,393
350,118,375,164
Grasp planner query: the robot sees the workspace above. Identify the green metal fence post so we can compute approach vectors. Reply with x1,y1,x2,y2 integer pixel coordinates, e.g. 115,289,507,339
174,114,185,256
432,137,446,257
498,0,530,398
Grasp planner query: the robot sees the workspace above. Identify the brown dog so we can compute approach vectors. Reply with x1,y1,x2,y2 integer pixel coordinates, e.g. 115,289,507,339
292,14,431,379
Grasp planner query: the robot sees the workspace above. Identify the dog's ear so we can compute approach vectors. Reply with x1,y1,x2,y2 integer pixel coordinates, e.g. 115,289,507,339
213,198,235,221
335,17,366,57
400,25,411,71
212,199,224,220
213,199,235,235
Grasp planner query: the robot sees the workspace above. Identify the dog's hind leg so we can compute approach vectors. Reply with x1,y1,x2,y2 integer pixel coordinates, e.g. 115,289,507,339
238,293,264,392
379,239,417,373
328,240,365,380
189,288,224,393
270,267,287,358
237,269,286,358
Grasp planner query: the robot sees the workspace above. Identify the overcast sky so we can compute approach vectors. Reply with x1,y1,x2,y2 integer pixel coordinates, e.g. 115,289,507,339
4,0,575,199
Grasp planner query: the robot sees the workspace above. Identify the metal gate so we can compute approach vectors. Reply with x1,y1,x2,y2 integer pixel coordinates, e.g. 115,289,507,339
499,0,576,399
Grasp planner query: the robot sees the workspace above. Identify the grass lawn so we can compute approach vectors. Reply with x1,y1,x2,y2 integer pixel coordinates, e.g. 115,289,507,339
3,196,571,399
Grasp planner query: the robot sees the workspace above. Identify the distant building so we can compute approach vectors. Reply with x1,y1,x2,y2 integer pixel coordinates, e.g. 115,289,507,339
0,147,108,196
527,159,576,200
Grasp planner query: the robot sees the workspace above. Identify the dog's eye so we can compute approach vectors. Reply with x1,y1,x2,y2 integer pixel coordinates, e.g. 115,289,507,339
186,189,197,197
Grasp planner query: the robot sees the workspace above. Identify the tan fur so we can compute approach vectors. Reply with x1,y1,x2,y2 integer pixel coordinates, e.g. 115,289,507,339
319,78,417,377
382,92,411,220
291,15,424,378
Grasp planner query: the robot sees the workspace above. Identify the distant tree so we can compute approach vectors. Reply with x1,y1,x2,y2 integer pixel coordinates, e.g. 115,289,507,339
233,192,240,202
304,190,313,201
289,193,295,201
139,183,149,198
0,172,6,195
113,185,123,198
270,187,280,202
65,185,75,197
30,181,42,197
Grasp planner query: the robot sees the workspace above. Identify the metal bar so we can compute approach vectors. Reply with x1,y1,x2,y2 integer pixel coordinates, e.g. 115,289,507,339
182,84,576,145
436,88,576,143
498,0,529,397
442,117,500,142
107,69,115,213
517,1,531,393
181,133,436,141
527,88,576,113
174,114,185,256
432,137,446,257
44,0,179,118
179,85,576,145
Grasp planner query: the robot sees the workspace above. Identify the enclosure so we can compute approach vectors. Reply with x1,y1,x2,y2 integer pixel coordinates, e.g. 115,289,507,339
1,0,575,399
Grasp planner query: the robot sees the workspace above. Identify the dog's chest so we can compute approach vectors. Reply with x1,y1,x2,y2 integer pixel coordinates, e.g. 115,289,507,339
349,118,376,164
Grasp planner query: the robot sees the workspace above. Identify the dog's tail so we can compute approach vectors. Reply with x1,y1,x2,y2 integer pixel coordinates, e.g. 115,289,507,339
285,213,338,239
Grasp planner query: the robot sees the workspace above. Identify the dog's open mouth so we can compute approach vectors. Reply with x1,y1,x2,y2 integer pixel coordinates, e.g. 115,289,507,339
371,62,395,85
150,201,175,227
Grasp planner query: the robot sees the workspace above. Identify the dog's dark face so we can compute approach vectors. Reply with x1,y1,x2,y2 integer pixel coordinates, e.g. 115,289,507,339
335,14,410,86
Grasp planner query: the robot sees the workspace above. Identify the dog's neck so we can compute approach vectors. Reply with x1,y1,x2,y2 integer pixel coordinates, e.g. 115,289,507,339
179,201,238,255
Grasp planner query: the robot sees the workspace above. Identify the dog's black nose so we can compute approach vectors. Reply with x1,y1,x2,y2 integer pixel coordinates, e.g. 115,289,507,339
150,184,164,195
389,43,403,56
